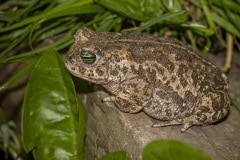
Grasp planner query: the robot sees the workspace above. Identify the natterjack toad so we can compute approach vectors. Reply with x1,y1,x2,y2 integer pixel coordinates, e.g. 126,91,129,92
65,28,230,132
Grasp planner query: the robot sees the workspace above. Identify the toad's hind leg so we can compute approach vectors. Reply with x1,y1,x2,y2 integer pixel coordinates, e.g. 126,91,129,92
152,114,208,132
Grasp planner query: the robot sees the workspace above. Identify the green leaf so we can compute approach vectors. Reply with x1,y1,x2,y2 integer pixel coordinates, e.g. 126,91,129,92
211,12,240,38
100,151,129,160
4,23,81,63
95,0,163,21
142,140,213,160
0,1,104,33
129,10,187,35
22,49,85,160
200,0,217,32
0,61,36,92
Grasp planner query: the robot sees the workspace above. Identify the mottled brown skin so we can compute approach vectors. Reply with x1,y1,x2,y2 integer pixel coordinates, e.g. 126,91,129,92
65,28,230,132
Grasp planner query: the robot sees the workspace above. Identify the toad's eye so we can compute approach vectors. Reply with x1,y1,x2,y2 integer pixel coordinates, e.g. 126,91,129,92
80,50,97,64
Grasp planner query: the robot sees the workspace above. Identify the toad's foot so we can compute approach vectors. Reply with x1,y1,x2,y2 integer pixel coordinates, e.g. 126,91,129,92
152,115,207,132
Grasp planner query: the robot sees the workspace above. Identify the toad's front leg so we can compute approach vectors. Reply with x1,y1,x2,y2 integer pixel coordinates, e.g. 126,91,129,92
103,77,152,113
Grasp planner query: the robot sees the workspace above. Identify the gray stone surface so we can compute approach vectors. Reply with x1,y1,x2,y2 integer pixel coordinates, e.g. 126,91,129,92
76,82,240,160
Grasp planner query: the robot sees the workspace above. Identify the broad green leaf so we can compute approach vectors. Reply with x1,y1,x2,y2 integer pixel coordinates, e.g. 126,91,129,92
142,140,212,160
22,49,85,160
100,151,129,160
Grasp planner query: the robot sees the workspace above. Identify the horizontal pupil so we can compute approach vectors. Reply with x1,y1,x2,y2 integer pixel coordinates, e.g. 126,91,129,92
80,51,96,64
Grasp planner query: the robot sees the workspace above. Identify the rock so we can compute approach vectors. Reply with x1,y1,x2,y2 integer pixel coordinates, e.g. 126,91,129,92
76,82,240,160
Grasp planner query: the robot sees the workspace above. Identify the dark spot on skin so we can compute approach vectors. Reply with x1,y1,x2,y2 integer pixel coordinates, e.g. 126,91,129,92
158,67,165,75
201,106,210,112
157,55,175,72
165,109,172,116
184,91,196,104
137,65,145,77
110,69,119,76
165,80,170,86
78,66,86,74
131,65,137,73
175,51,194,62
162,76,167,81
156,90,164,98
191,69,199,87
179,76,188,88
171,76,176,82
171,92,184,109
71,67,76,71
121,66,128,75
147,68,157,84
177,64,188,76
176,85,180,90
114,55,120,62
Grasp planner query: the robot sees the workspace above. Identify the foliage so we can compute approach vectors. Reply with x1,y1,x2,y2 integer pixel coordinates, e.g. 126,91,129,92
142,140,212,160
0,108,24,160
22,50,85,160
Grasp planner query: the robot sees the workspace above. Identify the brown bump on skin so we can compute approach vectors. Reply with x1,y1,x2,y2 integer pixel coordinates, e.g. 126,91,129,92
79,66,86,74
156,58,161,63
114,55,120,62
96,67,104,76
